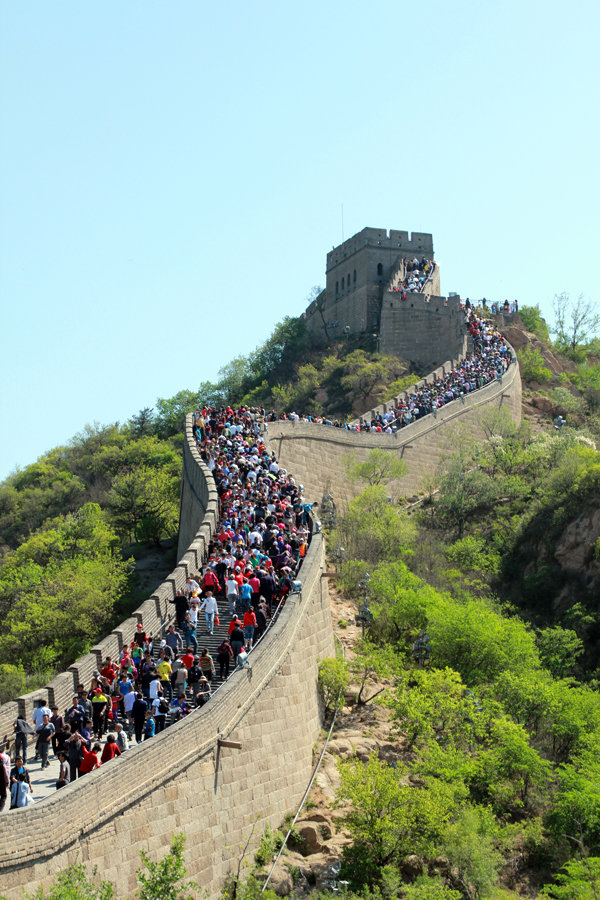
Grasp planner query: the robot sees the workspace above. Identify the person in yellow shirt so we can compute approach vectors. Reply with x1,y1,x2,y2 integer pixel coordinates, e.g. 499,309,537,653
156,655,173,700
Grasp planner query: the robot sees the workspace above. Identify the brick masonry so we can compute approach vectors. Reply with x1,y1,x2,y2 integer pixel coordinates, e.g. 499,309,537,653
266,348,522,510
0,417,334,899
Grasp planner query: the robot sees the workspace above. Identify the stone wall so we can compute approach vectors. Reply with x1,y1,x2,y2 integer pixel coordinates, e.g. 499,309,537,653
306,227,440,345
379,294,465,370
0,416,220,752
0,418,334,900
266,350,522,510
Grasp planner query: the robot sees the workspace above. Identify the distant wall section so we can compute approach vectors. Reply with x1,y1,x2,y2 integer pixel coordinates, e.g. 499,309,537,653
267,349,522,510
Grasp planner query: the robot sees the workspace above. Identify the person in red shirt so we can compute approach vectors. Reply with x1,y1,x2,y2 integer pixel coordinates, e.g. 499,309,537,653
100,657,116,685
100,735,122,764
228,616,242,636
243,609,257,649
79,743,102,775
181,649,195,670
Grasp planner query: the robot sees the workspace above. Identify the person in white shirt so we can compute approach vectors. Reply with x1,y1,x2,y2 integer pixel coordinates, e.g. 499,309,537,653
149,675,162,702
114,723,129,753
32,704,51,759
33,704,51,730
200,592,219,635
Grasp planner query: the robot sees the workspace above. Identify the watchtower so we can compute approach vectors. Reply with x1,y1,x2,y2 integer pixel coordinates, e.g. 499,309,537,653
305,228,439,340
304,227,463,371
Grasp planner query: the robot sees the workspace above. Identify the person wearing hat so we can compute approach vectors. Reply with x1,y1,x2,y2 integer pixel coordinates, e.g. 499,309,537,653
133,624,149,649
91,687,108,741
195,677,211,707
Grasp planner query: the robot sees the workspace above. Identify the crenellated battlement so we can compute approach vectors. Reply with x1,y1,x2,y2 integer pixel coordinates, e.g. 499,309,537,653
308,227,454,367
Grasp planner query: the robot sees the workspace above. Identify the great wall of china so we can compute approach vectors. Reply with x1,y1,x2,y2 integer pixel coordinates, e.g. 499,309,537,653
0,225,523,896
0,348,521,898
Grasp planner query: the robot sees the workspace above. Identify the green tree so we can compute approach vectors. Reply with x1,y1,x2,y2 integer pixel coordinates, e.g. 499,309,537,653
470,717,551,813
387,667,482,751
538,626,584,678
403,878,461,900
348,640,398,705
434,455,498,538
154,390,201,438
128,408,155,438
0,504,131,683
25,861,116,899
336,755,452,885
540,858,600,899
345,448,407,486
136,833,199,900
107,466,179,545
340,350,406,403
318,657,349,712
442,805,502,898
546,746,600,857
331,486,416,565
517,346,552,383
553,292,600,353
518,304,550,341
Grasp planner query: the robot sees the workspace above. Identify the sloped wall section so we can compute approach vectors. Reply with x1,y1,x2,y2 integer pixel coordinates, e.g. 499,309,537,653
0,418,334,899
267,348,522,509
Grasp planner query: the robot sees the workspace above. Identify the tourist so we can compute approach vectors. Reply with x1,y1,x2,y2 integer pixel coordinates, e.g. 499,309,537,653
56,751,70,790
35,714,54,769
200,591,218,635
13,715,34,764
216,638,234,679
100,734,122,764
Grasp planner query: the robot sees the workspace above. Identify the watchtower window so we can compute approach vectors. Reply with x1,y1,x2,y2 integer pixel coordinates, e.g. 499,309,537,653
377,263,383,276
347,273,351,291
341,277,345,291
353,269,357,283
336,281,339,296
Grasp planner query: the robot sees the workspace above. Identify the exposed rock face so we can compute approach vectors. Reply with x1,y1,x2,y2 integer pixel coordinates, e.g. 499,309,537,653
554,507,600,574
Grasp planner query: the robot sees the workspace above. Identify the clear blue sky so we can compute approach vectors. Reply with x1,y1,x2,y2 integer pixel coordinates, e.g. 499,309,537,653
1,0,598,480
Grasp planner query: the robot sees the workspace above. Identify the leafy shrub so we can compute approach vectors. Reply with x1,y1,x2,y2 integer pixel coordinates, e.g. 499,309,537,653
318,657,349,712
254,824,284,866
549,386,585,416
518,346,552,383
519,305,550,341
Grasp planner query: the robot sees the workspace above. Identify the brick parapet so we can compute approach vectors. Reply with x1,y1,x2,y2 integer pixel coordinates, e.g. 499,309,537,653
0,415,219,760
0,417,334,900
266,345,521,509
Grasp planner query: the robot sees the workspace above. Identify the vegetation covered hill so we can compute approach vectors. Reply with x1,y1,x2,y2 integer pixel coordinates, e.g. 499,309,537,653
0,314,415,701
2,293,600,898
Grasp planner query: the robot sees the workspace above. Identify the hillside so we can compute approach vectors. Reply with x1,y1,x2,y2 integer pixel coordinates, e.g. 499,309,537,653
2,302,600,899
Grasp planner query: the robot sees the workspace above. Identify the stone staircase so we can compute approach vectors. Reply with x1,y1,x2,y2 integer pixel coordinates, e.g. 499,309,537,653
151,597,273,724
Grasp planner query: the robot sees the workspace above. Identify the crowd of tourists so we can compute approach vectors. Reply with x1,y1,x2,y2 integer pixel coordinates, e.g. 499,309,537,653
2,307,513,811
4,408,312,811
465,297,519,315
268,309,512,434
391,256,436,296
